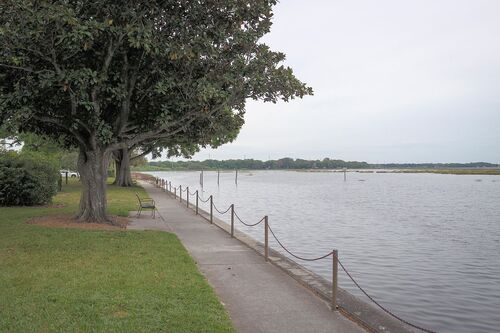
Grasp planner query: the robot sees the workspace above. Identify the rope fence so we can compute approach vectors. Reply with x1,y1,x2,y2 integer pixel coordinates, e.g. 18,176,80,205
268,224,334,262
153,176,436,333
234,210,265,227
213,202,232,215
198,196,211,203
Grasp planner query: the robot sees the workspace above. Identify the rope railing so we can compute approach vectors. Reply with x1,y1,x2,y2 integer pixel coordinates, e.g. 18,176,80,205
268,225,334,262
234,210,265,227
153,177,436,333
336,259,436,333
198,196,211,203
212,202,231,215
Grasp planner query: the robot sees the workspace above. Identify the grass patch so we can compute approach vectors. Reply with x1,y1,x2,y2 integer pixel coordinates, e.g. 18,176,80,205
0,179,235,332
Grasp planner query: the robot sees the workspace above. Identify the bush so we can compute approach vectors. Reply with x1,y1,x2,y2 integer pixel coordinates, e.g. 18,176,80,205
0,152,59,206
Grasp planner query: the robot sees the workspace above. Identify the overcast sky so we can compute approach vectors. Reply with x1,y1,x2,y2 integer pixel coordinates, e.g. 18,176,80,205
169,0,500,163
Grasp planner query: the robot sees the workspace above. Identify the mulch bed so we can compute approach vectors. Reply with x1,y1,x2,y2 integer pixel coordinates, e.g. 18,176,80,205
26,214,130,230
131,172,156,182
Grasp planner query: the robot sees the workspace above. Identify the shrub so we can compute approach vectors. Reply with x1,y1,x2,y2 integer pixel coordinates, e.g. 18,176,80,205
0,152,59,206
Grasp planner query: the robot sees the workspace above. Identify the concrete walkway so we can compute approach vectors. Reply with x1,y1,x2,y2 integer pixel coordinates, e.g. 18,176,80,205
130,181,365,333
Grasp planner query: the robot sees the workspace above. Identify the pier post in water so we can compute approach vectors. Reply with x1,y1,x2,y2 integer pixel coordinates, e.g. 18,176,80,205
235,169,238,185
332,249,338,311
218,169,220,186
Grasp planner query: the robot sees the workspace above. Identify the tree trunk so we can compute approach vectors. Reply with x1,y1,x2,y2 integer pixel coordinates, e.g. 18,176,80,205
112,148,133,187
113,156,121,185
76,148,110,223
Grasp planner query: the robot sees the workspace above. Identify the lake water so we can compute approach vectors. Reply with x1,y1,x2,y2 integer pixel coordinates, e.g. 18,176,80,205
147,170,500,333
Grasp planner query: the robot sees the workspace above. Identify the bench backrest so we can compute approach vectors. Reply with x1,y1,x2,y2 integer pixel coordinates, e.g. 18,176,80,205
135,194,142,204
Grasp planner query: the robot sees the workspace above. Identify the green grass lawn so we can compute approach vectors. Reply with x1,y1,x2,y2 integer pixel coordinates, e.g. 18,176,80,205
0,180,235,333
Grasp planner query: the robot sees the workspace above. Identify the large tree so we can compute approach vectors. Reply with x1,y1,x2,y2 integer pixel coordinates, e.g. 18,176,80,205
0,0,312,222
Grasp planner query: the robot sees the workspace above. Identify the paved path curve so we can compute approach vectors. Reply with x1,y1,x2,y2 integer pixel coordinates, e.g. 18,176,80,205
130,181,365,333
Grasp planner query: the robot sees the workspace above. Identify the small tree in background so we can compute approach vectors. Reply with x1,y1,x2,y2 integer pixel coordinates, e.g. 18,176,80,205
0,0,312,222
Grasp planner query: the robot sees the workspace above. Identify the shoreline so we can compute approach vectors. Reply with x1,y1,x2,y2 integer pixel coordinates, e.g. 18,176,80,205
134,168,500,175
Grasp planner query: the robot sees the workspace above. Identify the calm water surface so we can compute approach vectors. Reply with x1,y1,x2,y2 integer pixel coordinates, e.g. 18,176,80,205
148,170,500,333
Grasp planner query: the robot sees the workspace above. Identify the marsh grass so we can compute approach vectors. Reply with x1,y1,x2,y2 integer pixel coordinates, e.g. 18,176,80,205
394,168,500,175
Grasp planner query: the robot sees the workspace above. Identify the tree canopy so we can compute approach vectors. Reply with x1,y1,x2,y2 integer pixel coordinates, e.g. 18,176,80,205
0,0,311,151
0,0,312,222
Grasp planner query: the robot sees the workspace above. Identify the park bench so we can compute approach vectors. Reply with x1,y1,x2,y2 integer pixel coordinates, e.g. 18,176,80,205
135,194,156,218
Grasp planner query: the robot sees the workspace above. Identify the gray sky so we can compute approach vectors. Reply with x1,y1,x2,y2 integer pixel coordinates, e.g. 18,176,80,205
171,0,500,163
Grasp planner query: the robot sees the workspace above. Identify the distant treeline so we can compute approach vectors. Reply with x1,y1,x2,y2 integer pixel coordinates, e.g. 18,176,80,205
136,158,499,171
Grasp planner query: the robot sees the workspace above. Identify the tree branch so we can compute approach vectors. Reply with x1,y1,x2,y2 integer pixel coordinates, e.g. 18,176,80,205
31,115,88,149
131,147,154,161
0,63,36,73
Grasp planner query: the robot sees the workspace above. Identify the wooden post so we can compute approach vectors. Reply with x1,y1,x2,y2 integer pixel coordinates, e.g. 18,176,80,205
217,169,220,186
174,187,177,199
264,216,269,262
195,190,199,215
209,195,213,224
65,172,68,184
201,170,204,188
169,182,171,192
186,187,189,207
343,167,347,181
235,169,238,185
230,204,235,237
179,185,182,202
332,249,338,311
